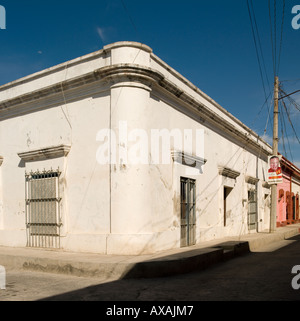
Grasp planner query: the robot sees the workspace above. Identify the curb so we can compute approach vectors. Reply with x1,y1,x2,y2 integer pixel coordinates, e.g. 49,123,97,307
0,225,299,280
123,247,225,279
0,243,251,280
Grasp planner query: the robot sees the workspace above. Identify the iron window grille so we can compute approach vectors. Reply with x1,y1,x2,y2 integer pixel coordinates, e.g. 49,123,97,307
25,169,62,249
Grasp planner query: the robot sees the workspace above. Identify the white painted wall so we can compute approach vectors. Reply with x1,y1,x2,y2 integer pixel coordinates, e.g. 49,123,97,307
0,41,273,255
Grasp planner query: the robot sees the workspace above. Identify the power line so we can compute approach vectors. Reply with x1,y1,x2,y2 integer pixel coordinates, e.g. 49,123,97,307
286,95,300,113
281,78,300,83
250,0,271,92
277,0,285,75
280,93,300,144
264,91,274,135
280,86,300,112
280,101,294,161
279,88,300,101
275,85,300,163
268,0,285,77
120,0,139,36
268,0,276,77
251,90,273,127
247,0,269,100
279,103,287,156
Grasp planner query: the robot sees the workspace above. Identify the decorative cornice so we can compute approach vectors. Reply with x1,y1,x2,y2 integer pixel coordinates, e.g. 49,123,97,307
18,145,71,162
0,65,159,111
0,62,272,156
171,150,207,168
245,176,259,185
218,166,240,180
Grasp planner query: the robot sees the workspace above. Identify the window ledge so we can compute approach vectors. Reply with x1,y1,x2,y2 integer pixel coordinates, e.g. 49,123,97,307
18,145,71,162
245,175,259,185
218,166,240,180
171,150,207,168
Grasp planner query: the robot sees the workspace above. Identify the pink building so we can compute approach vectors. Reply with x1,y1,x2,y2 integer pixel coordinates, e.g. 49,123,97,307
277,156,300,227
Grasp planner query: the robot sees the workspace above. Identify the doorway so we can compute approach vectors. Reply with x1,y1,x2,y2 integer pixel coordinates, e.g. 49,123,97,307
224,187,233,227
180,177,196,247
248,189,257,231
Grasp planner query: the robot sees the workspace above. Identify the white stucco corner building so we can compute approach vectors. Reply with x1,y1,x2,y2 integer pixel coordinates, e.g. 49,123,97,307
0,41,272,255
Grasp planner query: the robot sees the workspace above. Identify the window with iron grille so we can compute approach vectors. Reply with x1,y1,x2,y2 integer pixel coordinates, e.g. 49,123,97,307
25,169,62,248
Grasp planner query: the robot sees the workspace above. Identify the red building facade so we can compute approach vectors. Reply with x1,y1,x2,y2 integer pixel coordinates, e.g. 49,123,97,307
277,156,300,227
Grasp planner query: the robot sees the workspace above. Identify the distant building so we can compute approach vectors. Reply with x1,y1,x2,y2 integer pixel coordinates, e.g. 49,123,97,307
0,42,274,255
277,156,300,226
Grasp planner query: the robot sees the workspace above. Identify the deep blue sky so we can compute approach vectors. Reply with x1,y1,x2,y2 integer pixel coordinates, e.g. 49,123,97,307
0,0,299,166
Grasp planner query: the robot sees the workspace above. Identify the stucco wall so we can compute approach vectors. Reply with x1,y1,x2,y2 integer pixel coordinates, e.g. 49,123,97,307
0,41,273,255
0,85,111,252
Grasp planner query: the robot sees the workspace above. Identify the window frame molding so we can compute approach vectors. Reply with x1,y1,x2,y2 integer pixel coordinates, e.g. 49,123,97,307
171,150,207,168
245,175,259,185
218,166,240,180
18,145,71,162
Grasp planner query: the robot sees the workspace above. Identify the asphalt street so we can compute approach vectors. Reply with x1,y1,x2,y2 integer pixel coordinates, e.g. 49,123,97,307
0,235,300,302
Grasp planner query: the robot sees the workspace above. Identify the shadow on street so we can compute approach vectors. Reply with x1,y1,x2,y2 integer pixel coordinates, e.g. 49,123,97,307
36,235,300,301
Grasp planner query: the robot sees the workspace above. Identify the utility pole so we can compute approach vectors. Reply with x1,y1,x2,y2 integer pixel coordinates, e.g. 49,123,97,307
270,76,279,233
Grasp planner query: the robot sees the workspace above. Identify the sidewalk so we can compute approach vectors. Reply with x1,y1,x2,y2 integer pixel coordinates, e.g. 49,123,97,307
0,224,299,280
